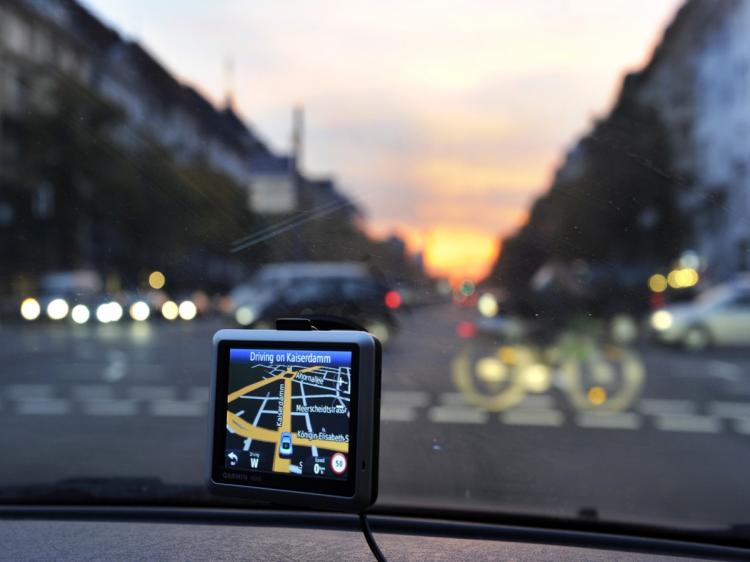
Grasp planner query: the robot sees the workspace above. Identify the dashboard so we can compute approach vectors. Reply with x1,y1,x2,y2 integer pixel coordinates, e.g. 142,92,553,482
1,506,747,561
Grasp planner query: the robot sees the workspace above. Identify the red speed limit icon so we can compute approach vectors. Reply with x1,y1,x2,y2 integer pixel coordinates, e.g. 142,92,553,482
330,453,347,475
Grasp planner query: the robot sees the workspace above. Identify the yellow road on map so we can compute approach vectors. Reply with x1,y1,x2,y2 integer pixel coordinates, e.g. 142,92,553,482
226,365,346,473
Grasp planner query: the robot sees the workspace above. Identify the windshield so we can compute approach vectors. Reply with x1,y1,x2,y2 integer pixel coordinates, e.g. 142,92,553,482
3,0,750,540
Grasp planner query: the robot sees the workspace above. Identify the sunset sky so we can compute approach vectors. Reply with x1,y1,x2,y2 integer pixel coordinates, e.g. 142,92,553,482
83,0,682,281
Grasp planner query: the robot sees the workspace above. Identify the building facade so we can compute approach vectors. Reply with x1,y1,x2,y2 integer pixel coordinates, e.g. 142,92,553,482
633,0,750,281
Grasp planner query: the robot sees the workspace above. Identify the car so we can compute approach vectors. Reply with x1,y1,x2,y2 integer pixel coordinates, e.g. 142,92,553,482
232,267,399,343
650,280,750,350
230,262,372,325
279,432,293,458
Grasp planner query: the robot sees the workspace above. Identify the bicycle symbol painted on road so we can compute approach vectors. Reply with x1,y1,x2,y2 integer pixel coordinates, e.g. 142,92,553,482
452,332,645,413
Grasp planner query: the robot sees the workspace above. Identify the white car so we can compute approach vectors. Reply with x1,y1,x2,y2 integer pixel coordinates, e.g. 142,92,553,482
650,282,750,350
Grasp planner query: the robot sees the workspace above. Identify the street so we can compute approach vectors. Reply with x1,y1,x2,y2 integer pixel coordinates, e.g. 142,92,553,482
2,304,750,529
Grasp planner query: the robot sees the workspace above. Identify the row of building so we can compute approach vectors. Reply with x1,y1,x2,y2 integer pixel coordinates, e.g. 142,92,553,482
1,0,366,214
0,0,369,289
493,0,750,305
614,0,748,280
623,0,750,280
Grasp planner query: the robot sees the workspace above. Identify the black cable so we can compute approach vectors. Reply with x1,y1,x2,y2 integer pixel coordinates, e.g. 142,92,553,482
359,512,387,562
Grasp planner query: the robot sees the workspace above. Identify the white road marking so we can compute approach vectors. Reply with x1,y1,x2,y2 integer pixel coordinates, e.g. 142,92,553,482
81,399,138,416
708,402,750,418
427,406,488,424
71,385,114,400
380,405,417,422
127,385,177,400
732,418,750,435
638,398,695,415
381,390,430,408
438,392,470,406
149,400,205,417
516,395,554,409
7,384,55,400
188,386,209,402
707,360,743,381
654,414,721,433
576,411,641,430
502,409,564,427
16,398,71,415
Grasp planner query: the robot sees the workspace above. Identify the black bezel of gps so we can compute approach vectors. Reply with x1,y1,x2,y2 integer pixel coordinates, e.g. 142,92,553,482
207,329,380,512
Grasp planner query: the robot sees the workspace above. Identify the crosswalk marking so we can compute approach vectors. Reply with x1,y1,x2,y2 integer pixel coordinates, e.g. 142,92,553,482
709,402,750,417
3,382,750,435
6,384,56,400
502,409,563,427
81,399,138,416
126,385,177,400
428,406,487,424
71,385,115,400
732,418,750,435
148,399,205,417
16,398,71,415
437,392,470,406
380,404,417,422
638,398,695,415
577,411,641,430
516,395,554,409
654,414,721,433
188,386,210,402
381,390,430,407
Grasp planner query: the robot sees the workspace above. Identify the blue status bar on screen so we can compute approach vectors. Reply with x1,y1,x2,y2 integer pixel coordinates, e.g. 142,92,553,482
230,348,352,368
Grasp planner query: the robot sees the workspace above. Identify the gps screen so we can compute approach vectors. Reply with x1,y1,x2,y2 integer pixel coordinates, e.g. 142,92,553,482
224,348,353,480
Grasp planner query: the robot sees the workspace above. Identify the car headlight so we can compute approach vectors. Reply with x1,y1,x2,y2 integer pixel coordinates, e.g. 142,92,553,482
161,300,179,320
46,298,69,320
650,310,674,331
178,300,197,321
96,301,123,323
129,301,150,321
71,304,91,324
235,306,256,326
20,298,41,321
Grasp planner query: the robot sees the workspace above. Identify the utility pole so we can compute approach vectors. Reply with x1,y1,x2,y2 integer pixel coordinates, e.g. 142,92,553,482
290,106,305,260
0,48,5,187
291,106,304,174
223,56,235,109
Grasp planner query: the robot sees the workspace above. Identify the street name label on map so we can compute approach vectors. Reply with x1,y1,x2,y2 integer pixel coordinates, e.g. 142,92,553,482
295,404,347,414
248,351,334,364
231,349,352,367
297,430,349,443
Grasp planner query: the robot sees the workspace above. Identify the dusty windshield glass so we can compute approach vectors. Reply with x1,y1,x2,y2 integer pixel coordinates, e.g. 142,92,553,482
2,0,750,538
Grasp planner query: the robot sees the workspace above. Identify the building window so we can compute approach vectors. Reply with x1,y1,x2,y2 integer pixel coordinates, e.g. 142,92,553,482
3,13,31,54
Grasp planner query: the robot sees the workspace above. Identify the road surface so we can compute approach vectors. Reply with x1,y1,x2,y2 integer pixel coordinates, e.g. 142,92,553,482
1,304,750,530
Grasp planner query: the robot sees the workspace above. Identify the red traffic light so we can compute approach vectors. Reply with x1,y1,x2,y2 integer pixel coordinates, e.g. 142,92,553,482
384,290,402,309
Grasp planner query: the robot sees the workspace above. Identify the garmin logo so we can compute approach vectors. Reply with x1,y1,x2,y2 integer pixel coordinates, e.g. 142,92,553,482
222,472,248,480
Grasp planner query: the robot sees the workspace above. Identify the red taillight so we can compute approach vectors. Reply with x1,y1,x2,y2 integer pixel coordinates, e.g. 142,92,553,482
456,321,477,338
384,290,401,310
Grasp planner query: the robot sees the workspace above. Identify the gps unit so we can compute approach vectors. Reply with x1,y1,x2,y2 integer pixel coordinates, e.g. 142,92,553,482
207,329,381,511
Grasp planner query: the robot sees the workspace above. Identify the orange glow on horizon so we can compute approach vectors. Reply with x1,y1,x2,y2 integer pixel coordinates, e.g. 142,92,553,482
423,228,500,282
366,223,501,282
367,204,528,281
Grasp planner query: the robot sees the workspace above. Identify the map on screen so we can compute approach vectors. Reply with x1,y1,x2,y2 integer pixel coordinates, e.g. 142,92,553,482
224,348,352,480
